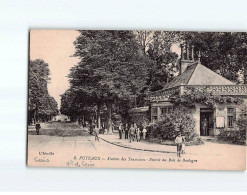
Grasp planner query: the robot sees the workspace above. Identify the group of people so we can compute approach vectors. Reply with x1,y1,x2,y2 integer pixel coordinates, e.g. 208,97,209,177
118,123,147,143
90,121,186,158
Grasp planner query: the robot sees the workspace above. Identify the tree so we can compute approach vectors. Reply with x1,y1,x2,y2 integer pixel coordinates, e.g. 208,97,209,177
28,59,58,124
135,31,179,91
66,30,153,133
180,32,247,83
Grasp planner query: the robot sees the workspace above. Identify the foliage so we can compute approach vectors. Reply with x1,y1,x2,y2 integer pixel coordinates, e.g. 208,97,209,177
61,30,246,134
151,109,196,141
62,30,155,132
236,105,247,131
60,88,94,123
180,32,247,83
28,59,58,124
170,88,244,108
135,31,179,91
218,130,246,144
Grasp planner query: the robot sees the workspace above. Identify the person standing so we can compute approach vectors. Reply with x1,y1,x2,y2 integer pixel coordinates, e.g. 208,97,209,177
129,124,135,143
94,126,100,142
202,118,208,136
118,123,123,139
35,123,41,135
142,126,147,140
133,123,137,141
136,127,141,142
89,123,94,135
181,136,186,154
124,124,129,139
175,132,184,157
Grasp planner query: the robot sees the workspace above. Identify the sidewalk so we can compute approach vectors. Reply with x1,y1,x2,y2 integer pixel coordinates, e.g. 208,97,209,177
98,133,228,156
99,133,180,154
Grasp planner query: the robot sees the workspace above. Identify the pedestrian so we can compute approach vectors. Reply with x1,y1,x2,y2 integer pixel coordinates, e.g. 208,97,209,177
202,118,208,136
129,124,135,143
142,126,147,140
181,136,186,154
124,124,129,139
175,132,184,157
35,123,41,135
118,123,123,139
134,123,137,141
89,123,94,135
136,127,141,142
94,126,100,142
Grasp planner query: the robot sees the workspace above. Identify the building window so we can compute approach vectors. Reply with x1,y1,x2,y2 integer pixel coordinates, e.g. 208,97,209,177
228,116,234,128
168,107,173,113
227,107,235,128
161,108,167,115
161,107,173,115
152,116,157,122
152,108,157,114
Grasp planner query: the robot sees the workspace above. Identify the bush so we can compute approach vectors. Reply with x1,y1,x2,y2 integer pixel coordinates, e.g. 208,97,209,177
236,105,247,132
218,130,246,143
151,109,200,144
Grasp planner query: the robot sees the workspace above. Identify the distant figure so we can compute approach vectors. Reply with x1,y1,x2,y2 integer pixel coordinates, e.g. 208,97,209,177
202,118,208,136
118,123,123,139
94,127,100,142
134,123,137,141
35,123,41,135
124,124,129,139
175,132,184,157
142,126,147,140
136,127,141,142
89,123,94,135
129,125,135,143
181,136,186,154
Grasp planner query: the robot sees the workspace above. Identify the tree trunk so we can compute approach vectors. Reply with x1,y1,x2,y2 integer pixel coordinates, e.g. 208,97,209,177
33,109,37,124
97,104,101,129
106,102,113,134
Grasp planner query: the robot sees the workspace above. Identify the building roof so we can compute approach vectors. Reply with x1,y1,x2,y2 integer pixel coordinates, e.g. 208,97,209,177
129,106,149,113
162,62,235,90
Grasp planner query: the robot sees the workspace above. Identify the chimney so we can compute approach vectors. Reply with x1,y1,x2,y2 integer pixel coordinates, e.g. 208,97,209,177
180,43,195,74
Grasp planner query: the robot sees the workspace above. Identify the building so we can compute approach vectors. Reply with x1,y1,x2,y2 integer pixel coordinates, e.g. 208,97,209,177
148,45,247,136
129,106,149,126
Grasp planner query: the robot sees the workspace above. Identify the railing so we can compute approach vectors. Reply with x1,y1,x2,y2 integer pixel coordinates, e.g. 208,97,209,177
181,85,247,96
149,86,180,102
149,84,247,102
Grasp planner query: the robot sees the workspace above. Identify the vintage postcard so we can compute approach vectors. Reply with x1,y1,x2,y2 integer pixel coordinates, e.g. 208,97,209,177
27,30,247,170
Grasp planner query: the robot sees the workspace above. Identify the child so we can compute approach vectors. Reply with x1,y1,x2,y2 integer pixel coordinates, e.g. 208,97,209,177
175,132,184,157
94,126,100,142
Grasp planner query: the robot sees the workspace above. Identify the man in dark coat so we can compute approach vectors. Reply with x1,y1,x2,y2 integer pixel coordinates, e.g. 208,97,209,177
35,123,41,135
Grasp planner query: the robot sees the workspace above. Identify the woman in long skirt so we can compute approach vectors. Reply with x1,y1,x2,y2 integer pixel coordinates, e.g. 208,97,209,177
136,127,141,142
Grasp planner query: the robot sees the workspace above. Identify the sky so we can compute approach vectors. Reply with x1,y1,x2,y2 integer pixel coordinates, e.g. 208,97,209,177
30,30,181,109
30,30,80,108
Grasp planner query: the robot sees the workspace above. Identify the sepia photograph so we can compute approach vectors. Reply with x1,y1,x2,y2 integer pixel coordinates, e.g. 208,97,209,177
27,30,247,170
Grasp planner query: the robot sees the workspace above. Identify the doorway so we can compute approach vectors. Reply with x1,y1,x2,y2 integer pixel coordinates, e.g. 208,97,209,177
200,108,214,136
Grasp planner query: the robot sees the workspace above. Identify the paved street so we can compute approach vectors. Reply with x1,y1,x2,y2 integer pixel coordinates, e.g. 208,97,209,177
28,122,246,170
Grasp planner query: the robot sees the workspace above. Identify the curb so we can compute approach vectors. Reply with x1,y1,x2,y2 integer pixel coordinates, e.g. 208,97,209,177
99,136,177,154
99,136,217,156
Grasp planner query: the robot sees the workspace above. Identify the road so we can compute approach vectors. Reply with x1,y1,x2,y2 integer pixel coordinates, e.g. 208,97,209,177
27,122,246,170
